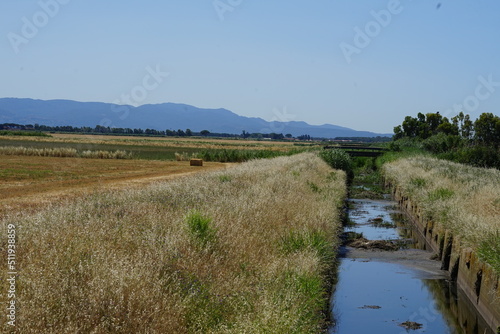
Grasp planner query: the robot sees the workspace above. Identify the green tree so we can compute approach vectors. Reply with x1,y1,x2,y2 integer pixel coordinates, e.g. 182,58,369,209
402,116,418,137
393,125,404,140
437,117,459,136
474,112,500,147
426,112,443,135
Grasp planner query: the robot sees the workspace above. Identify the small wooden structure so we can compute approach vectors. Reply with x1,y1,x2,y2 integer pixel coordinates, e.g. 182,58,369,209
190,159,203,166
323,145,387,158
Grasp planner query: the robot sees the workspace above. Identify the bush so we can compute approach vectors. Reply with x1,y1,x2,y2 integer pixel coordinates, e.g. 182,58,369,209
319,149,353,181
444,145,500,169
423,133,463,154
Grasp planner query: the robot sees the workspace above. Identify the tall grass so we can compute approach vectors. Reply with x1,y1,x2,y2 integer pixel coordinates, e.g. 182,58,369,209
0,146,131,159
383,156,500,273
196,148,306,163
0,153,346,333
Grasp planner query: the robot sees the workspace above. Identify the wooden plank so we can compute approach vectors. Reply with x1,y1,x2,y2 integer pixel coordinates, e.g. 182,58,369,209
344,151,384,157
323,145,386,151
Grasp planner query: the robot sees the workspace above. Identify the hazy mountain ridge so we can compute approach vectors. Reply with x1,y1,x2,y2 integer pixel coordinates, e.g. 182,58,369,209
0,98,390,138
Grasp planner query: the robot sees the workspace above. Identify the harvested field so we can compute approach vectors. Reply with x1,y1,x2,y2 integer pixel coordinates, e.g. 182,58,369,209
0,155,226,216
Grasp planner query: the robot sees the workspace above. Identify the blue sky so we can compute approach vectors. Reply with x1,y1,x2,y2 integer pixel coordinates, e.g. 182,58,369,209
1,0,499,133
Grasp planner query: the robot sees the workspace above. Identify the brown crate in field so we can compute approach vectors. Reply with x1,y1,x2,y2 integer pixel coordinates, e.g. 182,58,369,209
190,159,203,166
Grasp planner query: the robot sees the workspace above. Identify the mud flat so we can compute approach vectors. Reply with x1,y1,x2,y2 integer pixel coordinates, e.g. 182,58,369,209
391,185,500,333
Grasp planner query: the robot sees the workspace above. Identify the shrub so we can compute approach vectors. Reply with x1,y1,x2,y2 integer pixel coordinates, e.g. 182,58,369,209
423,133,463,154
319,149,354,181
446,145,500,169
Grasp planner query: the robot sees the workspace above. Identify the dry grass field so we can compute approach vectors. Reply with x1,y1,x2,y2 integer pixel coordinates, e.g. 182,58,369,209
0,153,346,333
1,133,293,216
0,155,227,217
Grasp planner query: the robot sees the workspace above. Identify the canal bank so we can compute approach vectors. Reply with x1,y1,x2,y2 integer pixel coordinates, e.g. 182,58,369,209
328,159,497,334
390,184,500,333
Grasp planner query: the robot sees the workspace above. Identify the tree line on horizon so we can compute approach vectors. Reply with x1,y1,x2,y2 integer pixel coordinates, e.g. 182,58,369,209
392,111,500,168
0,123,315,141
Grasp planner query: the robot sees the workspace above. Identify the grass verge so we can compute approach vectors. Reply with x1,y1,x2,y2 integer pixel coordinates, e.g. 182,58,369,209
0,152,346,333
382,156,500,274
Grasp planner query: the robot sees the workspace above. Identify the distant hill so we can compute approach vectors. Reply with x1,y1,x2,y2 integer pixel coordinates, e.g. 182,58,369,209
0,98,390,138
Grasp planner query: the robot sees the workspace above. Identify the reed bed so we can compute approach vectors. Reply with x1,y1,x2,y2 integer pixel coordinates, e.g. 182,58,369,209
383,156,500,273
0,146,131,159
196,148,305,163
0,153,346,333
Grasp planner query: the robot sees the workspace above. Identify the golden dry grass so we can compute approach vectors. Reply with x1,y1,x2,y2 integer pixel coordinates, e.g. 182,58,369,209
383,156,500,272
0,153,346,333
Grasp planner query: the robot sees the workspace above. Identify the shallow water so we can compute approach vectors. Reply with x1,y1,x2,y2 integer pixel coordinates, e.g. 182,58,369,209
329,198,495,334
331,260,458,334
346,199,401,240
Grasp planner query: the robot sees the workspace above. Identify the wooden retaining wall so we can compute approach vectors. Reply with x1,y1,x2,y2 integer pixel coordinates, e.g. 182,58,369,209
390,184,500,333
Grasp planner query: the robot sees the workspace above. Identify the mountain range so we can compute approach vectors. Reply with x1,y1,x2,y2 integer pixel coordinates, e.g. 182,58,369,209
0,98,390,138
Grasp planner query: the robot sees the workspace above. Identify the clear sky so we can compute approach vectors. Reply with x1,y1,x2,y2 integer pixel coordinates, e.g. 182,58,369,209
1,0,499,133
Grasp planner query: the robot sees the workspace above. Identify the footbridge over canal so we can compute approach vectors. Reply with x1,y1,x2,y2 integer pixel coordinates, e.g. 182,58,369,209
323,145,387,158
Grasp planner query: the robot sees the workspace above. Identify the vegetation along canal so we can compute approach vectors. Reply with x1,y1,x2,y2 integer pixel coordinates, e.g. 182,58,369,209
327,160,495,334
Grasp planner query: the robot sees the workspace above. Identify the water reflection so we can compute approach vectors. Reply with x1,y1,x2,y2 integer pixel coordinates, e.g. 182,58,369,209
329,199,495,334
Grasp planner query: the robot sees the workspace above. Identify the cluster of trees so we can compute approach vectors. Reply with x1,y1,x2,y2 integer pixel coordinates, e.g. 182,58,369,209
240,130,293,140
393,112,500,146
0,123,35,131
30,124,198,137
393,112,500,168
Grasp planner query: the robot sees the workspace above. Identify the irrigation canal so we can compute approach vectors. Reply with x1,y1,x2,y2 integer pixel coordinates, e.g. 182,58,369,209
328,195,495,334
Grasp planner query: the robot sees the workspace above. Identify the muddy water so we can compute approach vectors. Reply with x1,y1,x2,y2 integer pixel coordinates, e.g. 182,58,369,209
329,198,495,334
